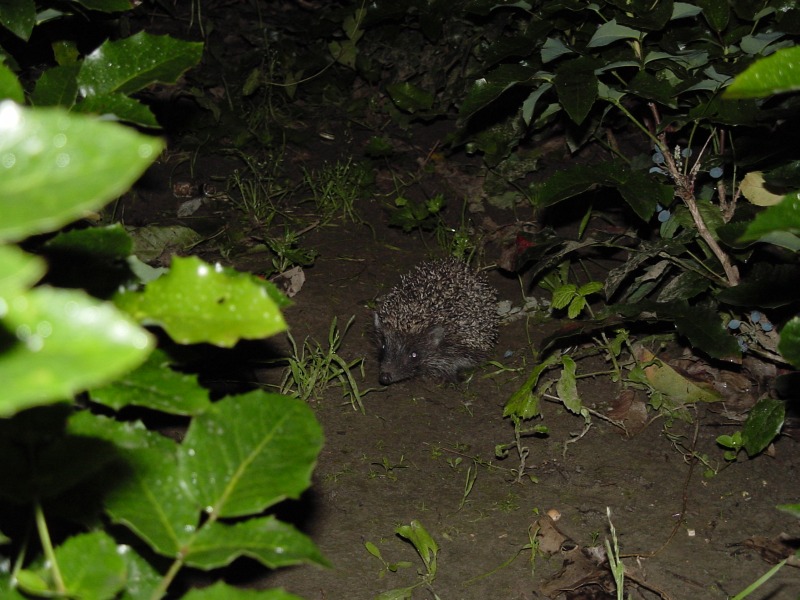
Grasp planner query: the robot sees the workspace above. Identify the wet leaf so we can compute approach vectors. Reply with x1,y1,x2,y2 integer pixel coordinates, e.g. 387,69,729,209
742,397,785,457
45,223,132,259
77,31,203,97
180,391,323,518
75,92,159,127
0,287,154,417
90,348,211,415
0,0,35,40
0,102,163,243
724,46,800,99
115,256,287,347
30,65,79,107
53,531,126,600
185,517,329,569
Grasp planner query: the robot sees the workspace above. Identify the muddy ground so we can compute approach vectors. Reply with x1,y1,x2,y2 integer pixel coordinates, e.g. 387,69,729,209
120,3,800,598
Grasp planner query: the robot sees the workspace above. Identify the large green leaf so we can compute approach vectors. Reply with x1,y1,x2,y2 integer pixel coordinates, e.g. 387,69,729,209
716,264,800,309
69,413,198,557
185,517,329,569
31,65,80,107
115,256,287,347
553,56,599,125
77,31,203,97
724,46,800,99
0,287,154,417
742,397,785,457
587,19,641,48
76,0,134,11
738,193,800,243
180,392,323,518
0,246,45,297
0,0,35,40
74,93,160,127
459,64,539,121
0,102,164,243
90,348,211,415
0,63,24,103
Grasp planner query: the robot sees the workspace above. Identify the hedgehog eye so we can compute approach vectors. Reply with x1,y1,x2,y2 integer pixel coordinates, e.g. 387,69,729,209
409,351,418,360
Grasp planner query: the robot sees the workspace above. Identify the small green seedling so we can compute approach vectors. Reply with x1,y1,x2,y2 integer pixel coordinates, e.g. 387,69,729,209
369,520,441,600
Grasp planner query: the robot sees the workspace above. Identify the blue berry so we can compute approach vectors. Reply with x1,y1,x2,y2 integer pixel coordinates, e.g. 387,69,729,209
650,167,666,175
681,148,692,158
709,167,723,179
728,319,741,330
652,152,665,164
750,311,761,323
657,210,671,222
761,322,774,332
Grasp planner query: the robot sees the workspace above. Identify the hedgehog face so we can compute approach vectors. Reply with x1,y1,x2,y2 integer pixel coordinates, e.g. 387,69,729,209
374,313,445,385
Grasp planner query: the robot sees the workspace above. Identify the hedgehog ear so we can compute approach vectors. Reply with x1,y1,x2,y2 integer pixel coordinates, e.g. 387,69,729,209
429,325,446,347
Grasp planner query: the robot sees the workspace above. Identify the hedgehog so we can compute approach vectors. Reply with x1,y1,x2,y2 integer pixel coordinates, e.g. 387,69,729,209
373,257,499,385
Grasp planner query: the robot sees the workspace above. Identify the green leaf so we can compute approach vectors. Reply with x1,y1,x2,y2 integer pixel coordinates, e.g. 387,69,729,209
724,47,800,99
0,0,35,40
777,503,800,519
0,102,164,243
738,193,800,242
74,0,134,11
554,56,599,125
89,348,211,415
180,391,323,518
503,353,560,419
716,264,800,309
184,517,329,569
0,287,153,417
117,544,162,600
395,520,438,573
182,582,306,600
386,82,434,113
541,37,572,63
673,304,740,359
115,256,287,347
0,246,46,296
742,398,785,457
0,63,24,103
45,223,133,259
587,19,642,48
697,0,729,31
77,31,203,97
551,284,576,310
556,355,581,414
459,64,538,121
55,531,126,600
778,317,800,369
31,65,80,107
74,93,160,127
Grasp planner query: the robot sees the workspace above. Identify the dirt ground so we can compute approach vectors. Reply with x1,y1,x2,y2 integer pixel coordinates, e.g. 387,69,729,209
120,3,800,598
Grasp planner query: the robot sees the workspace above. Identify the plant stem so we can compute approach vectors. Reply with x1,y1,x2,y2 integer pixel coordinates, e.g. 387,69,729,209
34,501,65,595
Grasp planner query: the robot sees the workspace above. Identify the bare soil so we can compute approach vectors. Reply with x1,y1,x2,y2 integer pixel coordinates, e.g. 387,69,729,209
124,3,800,598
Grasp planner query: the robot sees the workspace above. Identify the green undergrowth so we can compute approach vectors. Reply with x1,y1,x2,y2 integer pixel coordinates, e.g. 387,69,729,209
0,2,327,599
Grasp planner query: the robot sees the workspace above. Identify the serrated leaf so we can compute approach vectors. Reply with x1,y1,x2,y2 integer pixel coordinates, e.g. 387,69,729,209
0,287,153,417
503,353,560,419
74,93,160,127
184,517,329,569
0,246,46,296
179,391,323,518
556,355,581,413
742,397,785,457
45,223,133,259
115,256,287,347
724,46,800,99
31,65,79,107
0,101,164,243
77,31,203,97
53,531,126,600
89,348,211,415
578,281,604,297
778,317,800,369
0,0,35,40
567,295,585,319
587,19,642,48
182,582,306,600
551,284,576,310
